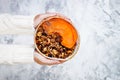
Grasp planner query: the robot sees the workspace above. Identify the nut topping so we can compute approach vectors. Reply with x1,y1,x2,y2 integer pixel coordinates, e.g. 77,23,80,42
35,25,76,59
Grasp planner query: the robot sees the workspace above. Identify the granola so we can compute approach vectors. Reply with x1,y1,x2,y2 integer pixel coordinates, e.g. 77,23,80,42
35,26,76,59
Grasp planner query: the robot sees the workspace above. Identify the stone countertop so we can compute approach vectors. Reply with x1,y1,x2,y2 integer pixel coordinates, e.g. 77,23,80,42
0,0,120,80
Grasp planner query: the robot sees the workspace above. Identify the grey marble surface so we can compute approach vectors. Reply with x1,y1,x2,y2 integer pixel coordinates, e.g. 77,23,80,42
0,0,120,80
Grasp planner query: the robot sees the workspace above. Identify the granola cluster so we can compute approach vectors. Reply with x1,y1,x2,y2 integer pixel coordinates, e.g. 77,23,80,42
35,26,76,59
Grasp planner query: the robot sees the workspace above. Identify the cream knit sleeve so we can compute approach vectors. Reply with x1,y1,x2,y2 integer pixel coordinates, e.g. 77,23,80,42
0,14,35,64
0,14,34,34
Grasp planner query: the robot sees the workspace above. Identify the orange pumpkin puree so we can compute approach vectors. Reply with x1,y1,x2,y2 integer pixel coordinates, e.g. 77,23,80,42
41,18,78,48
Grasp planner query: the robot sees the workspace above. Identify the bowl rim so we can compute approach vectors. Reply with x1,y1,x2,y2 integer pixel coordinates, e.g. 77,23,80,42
34,13,80,61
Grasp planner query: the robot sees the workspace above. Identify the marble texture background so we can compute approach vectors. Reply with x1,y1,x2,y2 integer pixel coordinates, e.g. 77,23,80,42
0,0,120,80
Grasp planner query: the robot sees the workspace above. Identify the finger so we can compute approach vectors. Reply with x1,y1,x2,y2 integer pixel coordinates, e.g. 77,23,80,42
33,14,42,29
33,13,57,29
34,51,61,65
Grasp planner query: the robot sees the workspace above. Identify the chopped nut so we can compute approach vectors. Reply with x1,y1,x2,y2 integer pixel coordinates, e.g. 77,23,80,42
61,53,65,57
52,49,58,55
51,39,55,43
43,47,47,52
48,35,52,39
40,35,47,40
67,50,72,54
38,39,41,42
37,32,42,36
38,45,42,50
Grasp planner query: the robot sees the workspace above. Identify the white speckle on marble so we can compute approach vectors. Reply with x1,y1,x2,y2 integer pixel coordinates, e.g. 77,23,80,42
0,0,120,80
